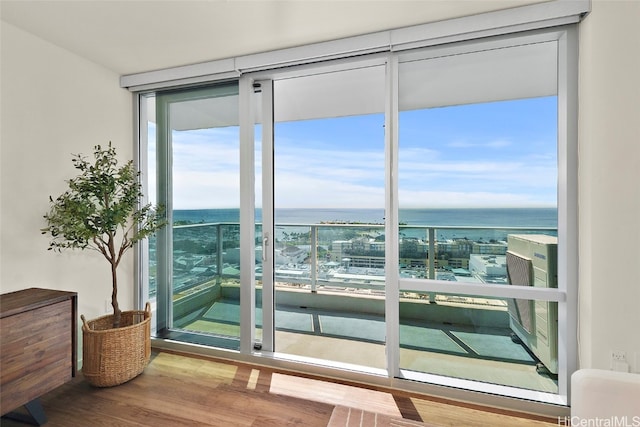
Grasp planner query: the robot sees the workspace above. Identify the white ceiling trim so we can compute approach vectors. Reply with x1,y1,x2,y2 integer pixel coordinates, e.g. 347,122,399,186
121,0,589,91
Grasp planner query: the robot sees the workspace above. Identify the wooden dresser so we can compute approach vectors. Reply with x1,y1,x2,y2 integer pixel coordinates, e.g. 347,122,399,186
0,288,77,422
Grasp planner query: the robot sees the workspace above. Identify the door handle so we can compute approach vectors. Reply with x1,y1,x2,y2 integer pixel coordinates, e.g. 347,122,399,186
262,232,269,262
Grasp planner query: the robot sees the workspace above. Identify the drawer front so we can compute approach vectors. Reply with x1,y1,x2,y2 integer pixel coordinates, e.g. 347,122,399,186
0,299,73,415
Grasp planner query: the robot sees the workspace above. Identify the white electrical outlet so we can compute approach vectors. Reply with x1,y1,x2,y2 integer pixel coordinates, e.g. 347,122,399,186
104,299,111,313
611,350,626,362
611,350,629,372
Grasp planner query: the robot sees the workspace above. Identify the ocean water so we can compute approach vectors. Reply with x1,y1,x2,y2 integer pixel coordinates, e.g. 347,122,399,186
174,207,556,227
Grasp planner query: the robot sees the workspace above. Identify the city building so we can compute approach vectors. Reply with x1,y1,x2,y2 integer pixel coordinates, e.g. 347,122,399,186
469,254,507,278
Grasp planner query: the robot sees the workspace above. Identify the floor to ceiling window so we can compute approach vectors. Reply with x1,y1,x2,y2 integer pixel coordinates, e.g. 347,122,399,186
395,38,562,395
135,21,578,407
269,64,387,368
146,83,243,349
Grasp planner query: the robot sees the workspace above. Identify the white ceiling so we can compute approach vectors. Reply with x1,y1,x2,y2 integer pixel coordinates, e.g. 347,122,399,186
0,0,544,76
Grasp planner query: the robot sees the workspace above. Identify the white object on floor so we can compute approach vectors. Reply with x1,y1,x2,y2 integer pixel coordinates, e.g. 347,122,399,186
571,369,640,424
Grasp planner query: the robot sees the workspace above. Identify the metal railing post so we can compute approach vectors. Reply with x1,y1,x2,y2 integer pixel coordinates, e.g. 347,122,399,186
311,225,318,293
217,224,223,285
428,227,436,303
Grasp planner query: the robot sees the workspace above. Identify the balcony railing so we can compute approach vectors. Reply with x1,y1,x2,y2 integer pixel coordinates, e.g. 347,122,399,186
154,222,557,297
151,221,560,394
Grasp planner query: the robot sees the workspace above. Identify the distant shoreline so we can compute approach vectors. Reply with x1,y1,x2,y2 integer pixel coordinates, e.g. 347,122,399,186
173,207,558,229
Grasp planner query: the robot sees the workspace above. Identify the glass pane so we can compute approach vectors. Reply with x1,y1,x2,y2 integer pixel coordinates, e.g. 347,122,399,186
272,65,386,368
399,291,558,393
398,43,558,282
399,226,557,284
397,41,559,391
157,83,242,349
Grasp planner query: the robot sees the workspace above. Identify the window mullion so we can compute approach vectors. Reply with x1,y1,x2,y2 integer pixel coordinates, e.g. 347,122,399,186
385,53,400,378
260,79,275,353
239,76,256,354
155,93,173,333
557,25,579,403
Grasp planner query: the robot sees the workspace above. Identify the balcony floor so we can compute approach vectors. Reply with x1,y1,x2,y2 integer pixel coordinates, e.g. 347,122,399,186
179,298,558,393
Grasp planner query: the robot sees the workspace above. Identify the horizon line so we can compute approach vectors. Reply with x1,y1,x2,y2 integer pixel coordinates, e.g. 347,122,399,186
173,206,558,210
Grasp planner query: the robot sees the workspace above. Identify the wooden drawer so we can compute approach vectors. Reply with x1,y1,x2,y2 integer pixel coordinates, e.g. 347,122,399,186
0,288,77,416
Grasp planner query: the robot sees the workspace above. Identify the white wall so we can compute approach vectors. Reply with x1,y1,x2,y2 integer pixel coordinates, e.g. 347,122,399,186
578,1,640,372
0,22,134,323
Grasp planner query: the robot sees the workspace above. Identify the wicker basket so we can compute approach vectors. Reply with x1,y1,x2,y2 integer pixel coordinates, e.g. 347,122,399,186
81,302,151,387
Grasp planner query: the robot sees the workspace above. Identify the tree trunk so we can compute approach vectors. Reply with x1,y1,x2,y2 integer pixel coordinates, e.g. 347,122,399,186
111,261,121,328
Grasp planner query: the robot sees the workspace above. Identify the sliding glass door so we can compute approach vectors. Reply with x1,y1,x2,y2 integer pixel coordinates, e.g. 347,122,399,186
395,35,568,399
263,62,388,369
142,26,576,405
154,83,243,349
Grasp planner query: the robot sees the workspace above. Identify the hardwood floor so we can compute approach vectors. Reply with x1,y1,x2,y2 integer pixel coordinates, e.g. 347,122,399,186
1,350,559,426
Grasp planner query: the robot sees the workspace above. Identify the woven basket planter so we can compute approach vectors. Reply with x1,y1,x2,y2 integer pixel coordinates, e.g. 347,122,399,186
81,302,151,387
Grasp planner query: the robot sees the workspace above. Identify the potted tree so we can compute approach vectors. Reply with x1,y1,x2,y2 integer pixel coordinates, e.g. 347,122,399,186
42,142,166,387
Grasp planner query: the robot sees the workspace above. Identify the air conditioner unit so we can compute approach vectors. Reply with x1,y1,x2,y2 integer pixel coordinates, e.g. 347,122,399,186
506,234,558,374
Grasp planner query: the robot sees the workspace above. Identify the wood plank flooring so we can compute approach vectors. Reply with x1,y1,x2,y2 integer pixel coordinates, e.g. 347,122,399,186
1,350,559,426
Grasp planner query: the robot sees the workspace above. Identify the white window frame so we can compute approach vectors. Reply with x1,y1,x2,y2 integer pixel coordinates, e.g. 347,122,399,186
385,27,578,406
131,1,585,414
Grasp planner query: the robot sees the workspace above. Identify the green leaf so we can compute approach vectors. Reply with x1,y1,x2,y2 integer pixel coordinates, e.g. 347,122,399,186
42,142,167,312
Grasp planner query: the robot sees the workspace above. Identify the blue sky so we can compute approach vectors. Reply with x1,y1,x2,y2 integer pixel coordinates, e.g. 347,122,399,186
397,96,557,208
149,96,557,210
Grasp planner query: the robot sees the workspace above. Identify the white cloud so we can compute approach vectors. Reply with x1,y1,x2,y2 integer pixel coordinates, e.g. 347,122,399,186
173,171,240,209
447,138,512,149
274,171,384,208
158,122,556,210
399,190,548,208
